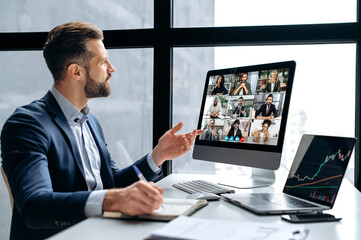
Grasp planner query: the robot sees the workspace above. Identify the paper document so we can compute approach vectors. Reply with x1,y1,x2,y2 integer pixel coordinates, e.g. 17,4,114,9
147,215,308,240
103,198,208,221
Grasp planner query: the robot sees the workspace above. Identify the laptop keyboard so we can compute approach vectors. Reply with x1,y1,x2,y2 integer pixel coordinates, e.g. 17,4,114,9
172,180,235,195
253,193,317,208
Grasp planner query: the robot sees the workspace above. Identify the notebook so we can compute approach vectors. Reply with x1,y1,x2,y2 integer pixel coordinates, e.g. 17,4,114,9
103,198,208,221
222,134,356,215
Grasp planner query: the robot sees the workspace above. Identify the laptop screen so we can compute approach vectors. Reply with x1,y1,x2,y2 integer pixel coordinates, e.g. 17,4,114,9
283,135,356,208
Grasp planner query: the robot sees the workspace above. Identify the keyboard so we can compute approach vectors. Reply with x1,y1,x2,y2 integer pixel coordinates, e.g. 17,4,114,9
253,193,317,208
172,180,235,195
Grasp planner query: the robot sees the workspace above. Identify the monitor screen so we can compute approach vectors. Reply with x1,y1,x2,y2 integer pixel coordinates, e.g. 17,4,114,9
193,61,296,171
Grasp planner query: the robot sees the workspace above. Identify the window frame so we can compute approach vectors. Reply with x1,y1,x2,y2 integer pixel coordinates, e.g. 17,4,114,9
0,0,360,190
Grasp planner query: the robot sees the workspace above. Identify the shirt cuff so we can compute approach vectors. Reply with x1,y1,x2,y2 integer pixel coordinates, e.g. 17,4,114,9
84,190,108,217
147,152,161,174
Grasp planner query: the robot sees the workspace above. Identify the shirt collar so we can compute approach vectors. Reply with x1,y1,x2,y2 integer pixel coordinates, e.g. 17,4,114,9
50,86,90,122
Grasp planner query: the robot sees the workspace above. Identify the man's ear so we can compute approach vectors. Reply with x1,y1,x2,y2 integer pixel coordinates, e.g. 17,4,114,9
67,63,84,81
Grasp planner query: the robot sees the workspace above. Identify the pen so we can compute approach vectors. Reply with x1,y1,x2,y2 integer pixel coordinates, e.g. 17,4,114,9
132,165,164,209
132,165,147,182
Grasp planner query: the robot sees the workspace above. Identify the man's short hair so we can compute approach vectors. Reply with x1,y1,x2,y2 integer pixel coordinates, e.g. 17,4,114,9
267,94,273,100
43,21,104,82
238,97,243,100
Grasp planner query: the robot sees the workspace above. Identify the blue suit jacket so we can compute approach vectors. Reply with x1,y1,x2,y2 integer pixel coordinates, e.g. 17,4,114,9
1,91,163,240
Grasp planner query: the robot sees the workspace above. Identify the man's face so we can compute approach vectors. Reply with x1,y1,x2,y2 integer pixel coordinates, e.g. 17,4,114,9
238,98,243,106
241,74,248,83
266,96,273,105
208,120,215,128
84,39,115,98
214,98,218,105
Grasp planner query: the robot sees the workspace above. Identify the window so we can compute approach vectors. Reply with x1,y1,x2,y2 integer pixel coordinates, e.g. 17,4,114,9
91,49,153,168
173,44,356,181
174,0,356,27
1,2,361,239
0,49,153,170
0,0,153,32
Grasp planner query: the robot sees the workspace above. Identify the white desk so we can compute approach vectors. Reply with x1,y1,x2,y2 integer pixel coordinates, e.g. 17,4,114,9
49,174,361,240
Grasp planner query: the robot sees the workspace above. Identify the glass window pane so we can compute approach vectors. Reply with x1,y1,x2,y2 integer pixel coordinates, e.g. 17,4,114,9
173,44,356,183
91,49,154,169
0,0,153,32
0,50,153,180
0,49,153,167
0,48,153,239
174,0,356,27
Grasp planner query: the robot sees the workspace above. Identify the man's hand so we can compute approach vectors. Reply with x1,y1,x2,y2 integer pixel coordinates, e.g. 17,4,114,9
102,181,164,216
152,122,204,166
210,112,218,118
211,128,217,136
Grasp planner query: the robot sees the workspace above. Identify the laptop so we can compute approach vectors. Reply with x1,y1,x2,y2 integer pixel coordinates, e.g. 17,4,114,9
221,134,356,215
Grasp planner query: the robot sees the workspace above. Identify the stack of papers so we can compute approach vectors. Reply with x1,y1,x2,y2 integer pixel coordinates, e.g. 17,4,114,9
147,216,308,240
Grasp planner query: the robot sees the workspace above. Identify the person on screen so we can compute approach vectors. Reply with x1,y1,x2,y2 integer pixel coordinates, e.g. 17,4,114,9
0,21,204,240
251,119,271,144
260,70,286,93
233,73,252,96
207,97,223,118
255,94,278,119
232,97,248,118
200,119,220,141
211,75,228,95
226,119,243,140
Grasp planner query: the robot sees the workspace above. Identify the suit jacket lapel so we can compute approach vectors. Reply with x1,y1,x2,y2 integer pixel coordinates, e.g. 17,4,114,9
43,91,87,181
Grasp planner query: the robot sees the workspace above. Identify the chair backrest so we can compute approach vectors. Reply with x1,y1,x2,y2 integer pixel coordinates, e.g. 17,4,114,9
1,166,13,209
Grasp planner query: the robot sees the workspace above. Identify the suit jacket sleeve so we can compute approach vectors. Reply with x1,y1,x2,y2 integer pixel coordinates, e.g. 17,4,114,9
271,105,278,117
256,105,265,117
232,106,238,115
1,109,90,229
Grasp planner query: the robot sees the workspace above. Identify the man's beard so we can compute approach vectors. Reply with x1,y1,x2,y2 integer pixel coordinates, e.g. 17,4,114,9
84,71,111,98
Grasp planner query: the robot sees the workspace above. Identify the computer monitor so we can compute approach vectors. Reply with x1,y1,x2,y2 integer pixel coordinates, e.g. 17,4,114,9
193,61,296,188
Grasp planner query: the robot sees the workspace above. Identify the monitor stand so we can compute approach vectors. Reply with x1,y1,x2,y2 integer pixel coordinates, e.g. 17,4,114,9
217,168,275,189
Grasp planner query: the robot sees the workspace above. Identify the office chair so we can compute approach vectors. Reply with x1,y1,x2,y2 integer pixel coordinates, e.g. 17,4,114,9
1,166,13,209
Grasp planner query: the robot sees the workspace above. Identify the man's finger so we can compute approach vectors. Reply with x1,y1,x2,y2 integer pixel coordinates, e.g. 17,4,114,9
136,181,163,200
185,129,203,138
169,122,183,135
196,129,204,135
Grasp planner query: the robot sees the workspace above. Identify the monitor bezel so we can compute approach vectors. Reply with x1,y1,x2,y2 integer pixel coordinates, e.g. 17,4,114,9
194,61,296,153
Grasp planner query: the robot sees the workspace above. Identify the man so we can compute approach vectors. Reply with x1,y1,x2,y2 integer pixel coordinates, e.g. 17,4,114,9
207,97,222,118
232,97,248,118
200,119,219,141
255,94,278,120
1,22,203,240
232,73,252,96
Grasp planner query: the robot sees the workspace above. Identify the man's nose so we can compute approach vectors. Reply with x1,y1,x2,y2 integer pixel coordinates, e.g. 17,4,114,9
108,61,116,73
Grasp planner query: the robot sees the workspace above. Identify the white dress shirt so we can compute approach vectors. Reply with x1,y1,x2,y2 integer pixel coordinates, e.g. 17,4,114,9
50,86,160,217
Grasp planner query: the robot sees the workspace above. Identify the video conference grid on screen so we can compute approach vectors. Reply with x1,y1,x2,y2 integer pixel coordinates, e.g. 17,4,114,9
199,68,290,146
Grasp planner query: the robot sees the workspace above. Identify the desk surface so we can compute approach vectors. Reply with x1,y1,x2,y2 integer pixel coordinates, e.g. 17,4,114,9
49,173,361,240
